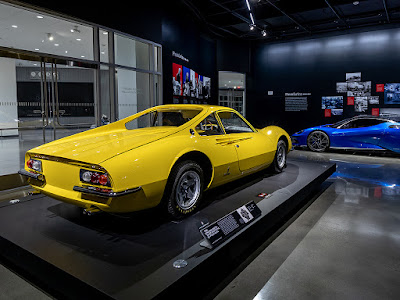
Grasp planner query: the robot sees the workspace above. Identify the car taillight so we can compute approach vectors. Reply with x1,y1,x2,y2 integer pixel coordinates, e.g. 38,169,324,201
27,159,42,172
80,169,110,187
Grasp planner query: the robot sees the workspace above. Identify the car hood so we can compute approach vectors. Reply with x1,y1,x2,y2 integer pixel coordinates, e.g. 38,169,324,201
29,127,177,164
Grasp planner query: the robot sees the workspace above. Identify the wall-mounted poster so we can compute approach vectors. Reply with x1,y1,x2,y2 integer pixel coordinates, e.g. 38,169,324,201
346,72,361,82
368,96,379,105
172,63,182,96
347,96,354,105
376,84,384,93
336,82,347,93
371,108,380,116
322,96,343,115
384,83,400,104
182,66,191,97
355,96,368,112
203,77,211,100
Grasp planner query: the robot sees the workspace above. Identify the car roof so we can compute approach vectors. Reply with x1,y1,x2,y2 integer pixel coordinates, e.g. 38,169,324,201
345,115,399,123
152,104,236,113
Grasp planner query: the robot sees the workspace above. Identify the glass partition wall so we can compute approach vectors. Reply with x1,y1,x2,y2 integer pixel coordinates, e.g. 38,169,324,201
0,1,162,176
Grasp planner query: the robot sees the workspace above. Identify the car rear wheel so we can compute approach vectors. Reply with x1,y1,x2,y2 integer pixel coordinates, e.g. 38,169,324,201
166,160,204,219
271,139,287,173
307,131,330,152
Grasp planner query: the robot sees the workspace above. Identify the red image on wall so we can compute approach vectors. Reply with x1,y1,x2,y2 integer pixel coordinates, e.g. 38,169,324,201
172,63,183,96
376,84,384,93
371,108,380,116
324,109,331,117
347,96,354,105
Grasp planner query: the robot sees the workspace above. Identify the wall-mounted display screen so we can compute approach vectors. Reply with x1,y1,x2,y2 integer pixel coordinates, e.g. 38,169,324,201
384,83,400,104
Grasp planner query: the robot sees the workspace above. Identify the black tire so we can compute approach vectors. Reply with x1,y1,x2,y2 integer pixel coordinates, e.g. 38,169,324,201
164,160,204,219
271,139,287,173
307,130,330,152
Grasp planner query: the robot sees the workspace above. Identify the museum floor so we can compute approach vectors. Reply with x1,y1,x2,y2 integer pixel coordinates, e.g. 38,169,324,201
0,150,399,299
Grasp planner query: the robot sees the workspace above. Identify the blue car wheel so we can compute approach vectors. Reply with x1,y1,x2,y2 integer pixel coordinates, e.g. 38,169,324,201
307,131,330,152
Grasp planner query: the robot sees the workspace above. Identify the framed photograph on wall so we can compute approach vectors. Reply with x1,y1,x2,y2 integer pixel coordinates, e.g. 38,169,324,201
346,72,361,82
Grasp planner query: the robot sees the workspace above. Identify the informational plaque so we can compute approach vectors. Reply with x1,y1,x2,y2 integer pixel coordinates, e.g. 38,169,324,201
199,201,261,248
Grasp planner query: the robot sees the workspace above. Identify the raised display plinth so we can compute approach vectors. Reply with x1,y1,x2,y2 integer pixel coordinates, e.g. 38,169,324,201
0,158,335,299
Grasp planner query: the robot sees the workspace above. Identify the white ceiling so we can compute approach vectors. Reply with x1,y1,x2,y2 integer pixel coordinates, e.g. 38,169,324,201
0,2,109,62
219,71,246,89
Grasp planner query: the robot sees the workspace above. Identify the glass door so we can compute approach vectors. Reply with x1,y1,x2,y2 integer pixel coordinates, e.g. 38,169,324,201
42,60,97,141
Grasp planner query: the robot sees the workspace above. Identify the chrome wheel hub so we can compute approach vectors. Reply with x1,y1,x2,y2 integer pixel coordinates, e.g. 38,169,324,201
176,171,201,210
277,144,286,169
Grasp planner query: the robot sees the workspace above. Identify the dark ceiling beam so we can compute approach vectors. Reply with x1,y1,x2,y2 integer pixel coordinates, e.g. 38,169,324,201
261,0,311,33
324,0,350,28
180,0,240,37
382,0,391,23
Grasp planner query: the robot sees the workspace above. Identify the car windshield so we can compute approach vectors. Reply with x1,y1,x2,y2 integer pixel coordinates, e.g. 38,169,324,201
125,108,202,130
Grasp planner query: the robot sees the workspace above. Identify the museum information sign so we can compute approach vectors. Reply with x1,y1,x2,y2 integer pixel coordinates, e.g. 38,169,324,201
200,201,261,248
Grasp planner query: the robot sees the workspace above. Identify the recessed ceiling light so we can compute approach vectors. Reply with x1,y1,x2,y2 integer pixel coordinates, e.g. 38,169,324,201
249,24,255,31
54,43,59,46
262,30,267,37
71,29,75,33
353,1,359,5
35,48,39,51
103,32,108,35
76,38,81,41
11,25,18,28
65,50,68,53
36,16,43,19
33,63,38,66
101,51,105,54
81,55,85,58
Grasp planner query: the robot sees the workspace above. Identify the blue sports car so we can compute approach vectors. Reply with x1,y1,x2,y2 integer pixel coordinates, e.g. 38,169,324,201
291,115,400,153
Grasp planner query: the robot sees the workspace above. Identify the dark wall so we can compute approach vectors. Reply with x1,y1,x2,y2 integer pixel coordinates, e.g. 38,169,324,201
249,26,400,134
161,3,217,105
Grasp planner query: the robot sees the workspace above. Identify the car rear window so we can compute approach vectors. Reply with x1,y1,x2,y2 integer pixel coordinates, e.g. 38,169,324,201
125,109,202,130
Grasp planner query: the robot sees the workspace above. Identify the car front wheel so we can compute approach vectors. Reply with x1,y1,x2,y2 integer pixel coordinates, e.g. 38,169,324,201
307,131,330,152
166,160,204,219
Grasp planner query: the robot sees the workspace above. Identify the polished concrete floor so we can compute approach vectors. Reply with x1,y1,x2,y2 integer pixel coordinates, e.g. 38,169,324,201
216,150,400,300
0,150,400,299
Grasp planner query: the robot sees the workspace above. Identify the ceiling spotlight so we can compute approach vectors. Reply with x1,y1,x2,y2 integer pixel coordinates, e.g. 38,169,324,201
353,1,359,5
245,0,251,11
47,33,54,41
262,30,267,37
71,25,81,33
36,15,43,19
54,43,59,46
11,25,18,28
76,38,82,41
250,24,255,31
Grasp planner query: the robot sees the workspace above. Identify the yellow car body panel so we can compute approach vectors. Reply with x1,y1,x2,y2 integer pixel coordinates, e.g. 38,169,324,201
22,104,291,213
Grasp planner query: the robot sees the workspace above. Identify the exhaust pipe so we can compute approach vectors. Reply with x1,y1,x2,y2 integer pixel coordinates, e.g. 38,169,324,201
83,207,101,216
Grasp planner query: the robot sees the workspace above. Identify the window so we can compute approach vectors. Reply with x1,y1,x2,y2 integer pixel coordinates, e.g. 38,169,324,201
218,112,253,134
125,109,201,130
195,113,223,136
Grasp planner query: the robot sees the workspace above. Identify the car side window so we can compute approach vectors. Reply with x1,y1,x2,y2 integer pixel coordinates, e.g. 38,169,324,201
218,111,254,134
342,119,384,129
195,113,224,136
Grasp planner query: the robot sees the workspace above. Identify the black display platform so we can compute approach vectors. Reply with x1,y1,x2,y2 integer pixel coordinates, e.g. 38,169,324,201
0,158,335,300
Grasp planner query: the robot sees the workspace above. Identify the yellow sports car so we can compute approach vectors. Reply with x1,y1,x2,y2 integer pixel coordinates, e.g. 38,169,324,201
19,104,291,218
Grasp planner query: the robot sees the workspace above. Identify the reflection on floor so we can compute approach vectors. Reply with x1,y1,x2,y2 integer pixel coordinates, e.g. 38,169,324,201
0,128,89,176
216,150,400,300
1,150,400,299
